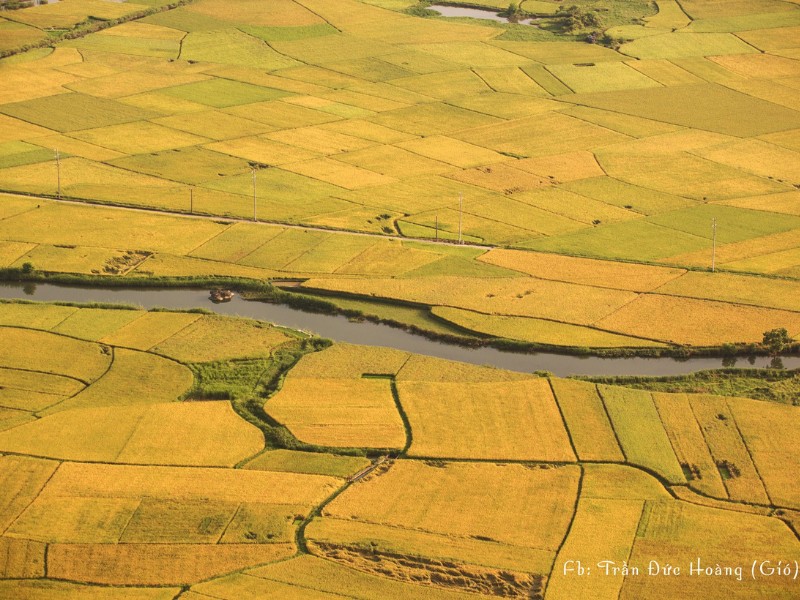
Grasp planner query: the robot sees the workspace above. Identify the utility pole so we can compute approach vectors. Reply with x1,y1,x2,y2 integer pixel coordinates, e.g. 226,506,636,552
711,217,717,273
458,192,463,244
55,148,61,199
189,187,193,214
435,214,438,241
251,168,257,222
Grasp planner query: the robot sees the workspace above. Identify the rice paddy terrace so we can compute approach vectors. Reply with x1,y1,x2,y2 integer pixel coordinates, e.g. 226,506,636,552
1,0,800,597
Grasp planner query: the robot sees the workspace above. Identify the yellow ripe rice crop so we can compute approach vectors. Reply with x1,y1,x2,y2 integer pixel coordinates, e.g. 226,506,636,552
67,70,208,100
248,554,506,600
445,163,548,194
431,307,662,348
0,302,78,330
11,245,137,276
689,395,770,504
453,112,629,158
7,495,141,543
267,126,374,155
94,310,199,351
289,343,410,379
624,58,703,86
47,542,295,586
660,227,800,269
479,248,685,292
0,537,45,578
119,498,236,544
69,121,210,155
514,187,639,225
547,62,661,94
471,67,548,96
302,276,638,326
41,348,192,414
188,222,284,263
243,449,370,479
0,402,263,465
335,144,452,178
550,379,624,462
398,378,576,461
52,308,143,341
580,464,671,501
651,392,727,499
512,151,604,182
280,158,395,189
710,53,800,79
0,455,59,531
154,110,274,140
281,235,377,274
0,328,110,382
267,377,406,449
186,0,322,26
450,92,557,120
645,0,691,28
152,315,292,363
729,397,800,509
620,32,756,59
547,498,643,600
335,242,443,276
224,100,340,129
0,367,83,398
693,139,800,182
27,134,124,161
595,294,800,346
306,517,555,575
0,240,35,266
719,190,800,217
3,0,145,29
0,580,180,600
598,385,686,483
397,354,530,384
326,460,580,549
38,461,341,505
138,254,278,280
653,271,800,312
626,500,799,599
565,83,800,137
191,573,358,600
205,136,321,165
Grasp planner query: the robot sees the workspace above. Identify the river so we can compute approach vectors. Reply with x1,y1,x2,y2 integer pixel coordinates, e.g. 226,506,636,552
2,282,796,377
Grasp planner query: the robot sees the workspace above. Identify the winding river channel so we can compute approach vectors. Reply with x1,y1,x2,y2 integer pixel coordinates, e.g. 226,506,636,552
2,281,798,377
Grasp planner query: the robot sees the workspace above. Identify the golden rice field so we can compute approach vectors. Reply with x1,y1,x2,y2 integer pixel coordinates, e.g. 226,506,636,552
3,0,800,597
0,303,799,597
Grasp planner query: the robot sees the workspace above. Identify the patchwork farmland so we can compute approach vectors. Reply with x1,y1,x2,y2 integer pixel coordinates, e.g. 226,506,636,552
1,0,800,597
0,302,799,598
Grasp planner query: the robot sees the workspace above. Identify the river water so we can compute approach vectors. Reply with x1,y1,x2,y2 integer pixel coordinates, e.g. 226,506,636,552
429,4,537,25
2,281,797,377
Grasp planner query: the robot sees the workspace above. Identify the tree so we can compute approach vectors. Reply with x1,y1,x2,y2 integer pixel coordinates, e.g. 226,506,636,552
762,327,791,355
561,5,603,32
